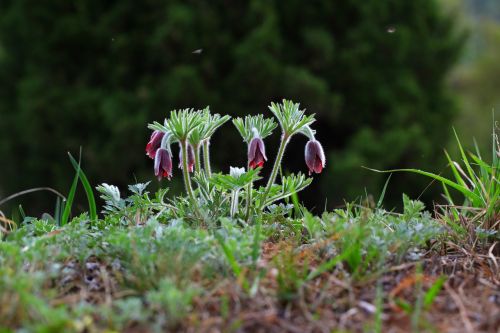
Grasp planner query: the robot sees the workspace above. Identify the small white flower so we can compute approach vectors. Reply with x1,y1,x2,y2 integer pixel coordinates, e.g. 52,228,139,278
229,166,245,179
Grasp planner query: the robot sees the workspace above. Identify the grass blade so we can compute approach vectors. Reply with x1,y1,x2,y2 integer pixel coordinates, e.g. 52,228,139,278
61,162,80,225
424,276,446,309
252,217,262,264
365,167,483,205
469,153,492,175
306,246,353,281
373,283,383,333
54,197,62,226
453,128,476,184
442,183,455,206
214,232,241,277
68,152,97,221
444,150,468,189
377,174,392,208
0,187,66,207
491,111,498,167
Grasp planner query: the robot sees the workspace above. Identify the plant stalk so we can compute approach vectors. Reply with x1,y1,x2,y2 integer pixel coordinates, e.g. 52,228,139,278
181,139,199,214
259,134,290,210
230,189,240,218
194,143,202,174
245,182,253,222
202,139,212,177
245,161,253,222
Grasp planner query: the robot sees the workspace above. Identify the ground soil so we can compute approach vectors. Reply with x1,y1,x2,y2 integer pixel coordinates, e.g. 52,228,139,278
182,241,500,333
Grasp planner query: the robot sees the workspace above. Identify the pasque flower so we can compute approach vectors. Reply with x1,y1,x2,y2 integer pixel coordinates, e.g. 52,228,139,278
305,139,325,175
154,148,173,180
146,130,165,159
248,137,267,169
146,101,325,218
179,143,196,172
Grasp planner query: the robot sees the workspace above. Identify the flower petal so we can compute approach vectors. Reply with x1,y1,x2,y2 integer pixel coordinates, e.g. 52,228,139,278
146,131,165,159
305,140,326,174
248,137,267,169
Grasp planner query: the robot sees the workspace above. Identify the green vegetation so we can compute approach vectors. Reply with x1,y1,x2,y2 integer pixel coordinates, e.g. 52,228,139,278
370,124,499,245
0,191,446,332
0,118,497,332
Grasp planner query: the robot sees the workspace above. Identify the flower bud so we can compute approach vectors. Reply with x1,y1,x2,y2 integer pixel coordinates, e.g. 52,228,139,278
154,148,173,180
146,130,165,159
248,137,267,169
305,139,325,175
178,143,195,172
230,166,245,179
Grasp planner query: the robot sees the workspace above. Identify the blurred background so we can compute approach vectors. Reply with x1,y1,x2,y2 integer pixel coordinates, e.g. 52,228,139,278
0,0,498,217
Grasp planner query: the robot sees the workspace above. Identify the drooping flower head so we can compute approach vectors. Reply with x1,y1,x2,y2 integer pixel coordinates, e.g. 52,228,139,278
154,148,173,180
178,143,195,172
248,132,267,169
305,139,325,175
146,130,165,159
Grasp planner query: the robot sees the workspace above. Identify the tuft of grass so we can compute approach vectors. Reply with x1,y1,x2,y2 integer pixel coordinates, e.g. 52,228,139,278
68,153,97,221
61,153,97,225
60,156,81,226
368,125,499,243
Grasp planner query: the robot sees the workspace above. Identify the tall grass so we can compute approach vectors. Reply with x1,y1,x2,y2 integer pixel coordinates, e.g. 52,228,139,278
369,124,499,241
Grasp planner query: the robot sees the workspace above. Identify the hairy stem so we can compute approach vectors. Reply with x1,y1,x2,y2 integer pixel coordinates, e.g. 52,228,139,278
194,143,202,174
259,134,290,210
181,139,199,213
245,182,253,222
245,161,253,222
202,139,212,177
230,189,240,218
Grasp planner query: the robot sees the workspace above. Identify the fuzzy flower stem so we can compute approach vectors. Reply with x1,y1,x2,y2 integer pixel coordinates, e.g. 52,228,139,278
202,139,212,177
230,189,240,218
259,134,290,210
194,143,202,174
244,163,253,222
181,139,199,213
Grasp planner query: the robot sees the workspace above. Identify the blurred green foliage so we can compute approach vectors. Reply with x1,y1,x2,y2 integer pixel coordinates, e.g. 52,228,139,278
0,0,464,214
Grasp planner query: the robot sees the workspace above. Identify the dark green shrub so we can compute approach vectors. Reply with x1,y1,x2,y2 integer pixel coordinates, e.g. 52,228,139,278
0,0,464,213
